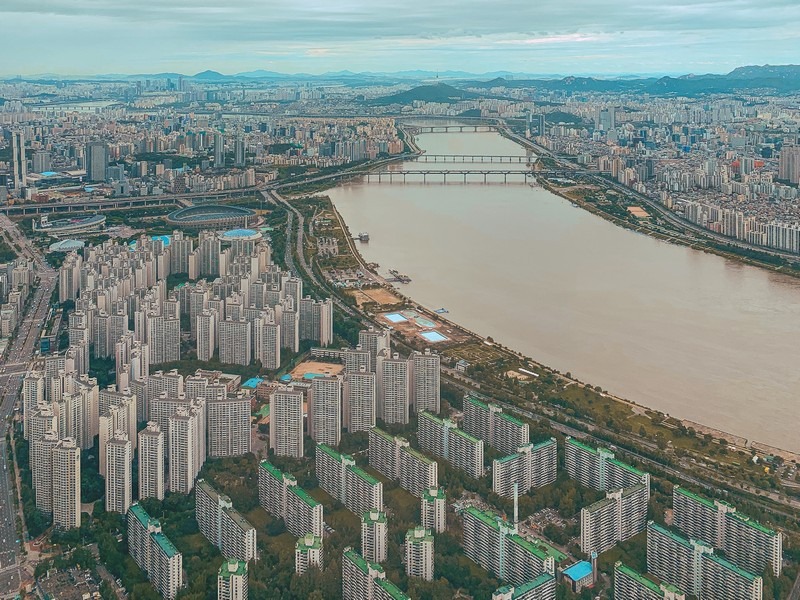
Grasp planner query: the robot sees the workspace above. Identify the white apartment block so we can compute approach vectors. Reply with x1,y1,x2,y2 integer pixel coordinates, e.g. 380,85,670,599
128,503,184,600
410,349,440,414
343,368,376,433
405,527,434,581
52,437,81,529
269,386,304,458
308,376,342,447
207,395,251,457
361,511,388,563
105,431,132,515
493,439,557,498
421,487,447,533
138,422,165,500
580,484,648,555
295,534,324,574
376,350,411,425
195,480,257,563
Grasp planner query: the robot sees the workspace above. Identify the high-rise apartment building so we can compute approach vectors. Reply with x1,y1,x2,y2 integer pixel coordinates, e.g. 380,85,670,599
647,521,763,599
269,386,304,458
361,511,388,563
463,395,529,455
128,503,184,600
138,422,165,500
410,350,440,414
219,318,252,366
308,376,342,446
492,574,557,600
85,142,109,182
462,507,555,586
169,403,205,494
779,145,800,184
493,439,557,498
295,534,324,574
258,460,323,539
195,480,257,563
405,527,434,581
672,486,782,577
342,548,411,600
207,395,251,457
612,562,685,600
218,559,248,600
565,437,650,495
32,430,59,514
105,431,132,515
316,444,383,516
11,131,27,190
421,487,447,533
52,437,81,529
368,428,439,498
358,328,391,372
580,484,649,555
196,310,218,361
343,367,376,433
376,350,411,425
418,411,484,479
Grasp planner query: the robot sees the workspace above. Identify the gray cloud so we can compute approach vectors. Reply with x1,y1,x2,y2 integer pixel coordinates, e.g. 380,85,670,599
1,0,798,75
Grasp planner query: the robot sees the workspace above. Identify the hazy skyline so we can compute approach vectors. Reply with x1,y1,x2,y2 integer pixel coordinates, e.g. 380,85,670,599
3,0,800,76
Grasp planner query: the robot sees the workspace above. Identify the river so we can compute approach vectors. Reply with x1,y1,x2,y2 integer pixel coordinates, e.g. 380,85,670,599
327,130,800,452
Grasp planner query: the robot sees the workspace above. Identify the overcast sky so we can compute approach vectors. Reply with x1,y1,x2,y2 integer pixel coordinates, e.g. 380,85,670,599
4,0,799,76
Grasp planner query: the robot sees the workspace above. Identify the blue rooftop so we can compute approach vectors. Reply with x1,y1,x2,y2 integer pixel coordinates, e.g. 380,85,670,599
242,377,264,389
279,374,293,383
41,171,59,177
563,561,593,582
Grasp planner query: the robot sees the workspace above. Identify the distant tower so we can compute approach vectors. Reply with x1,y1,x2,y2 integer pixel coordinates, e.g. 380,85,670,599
85,142,109,182
11,131,27,190
214,133,225,167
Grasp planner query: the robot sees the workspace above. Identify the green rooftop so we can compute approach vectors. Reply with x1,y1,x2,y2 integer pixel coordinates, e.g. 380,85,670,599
531,438,557,451
371,427,395,442
615,562,675,596
375,579,410,600
289,485,320,508
259,460,284,480
648,522,692,549
726,511,776,536
406,527,434,543
296,534,322,551
420,411,444,425
608,458,646,478
344,548,371,575
318,443,351,462
705,553,760,581
422,487,446,501
128,503,152,527
218,559,247,579
507,534,549,560
497,411,525,428
566,437,599,455
362,511,387,524
402,447,436,465
452,427,482,445
464,506,501,532
152,532,179,559
675,486,716,510
349,465,380,486
495,572,555,598
495,453,521,464
465,395,488,410
528,538,568,563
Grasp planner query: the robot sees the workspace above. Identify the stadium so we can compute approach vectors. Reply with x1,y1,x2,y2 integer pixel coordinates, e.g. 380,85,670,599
166,204,260,230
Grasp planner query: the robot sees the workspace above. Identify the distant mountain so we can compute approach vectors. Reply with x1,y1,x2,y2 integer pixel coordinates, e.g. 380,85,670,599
726,64,800,79
369,83,481,106
191,70,229,80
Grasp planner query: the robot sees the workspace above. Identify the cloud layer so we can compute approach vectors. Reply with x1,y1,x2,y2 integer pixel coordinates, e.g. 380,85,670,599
3,0,799,75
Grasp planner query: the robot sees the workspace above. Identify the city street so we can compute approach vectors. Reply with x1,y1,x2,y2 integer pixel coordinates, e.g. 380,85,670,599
0,214,56,593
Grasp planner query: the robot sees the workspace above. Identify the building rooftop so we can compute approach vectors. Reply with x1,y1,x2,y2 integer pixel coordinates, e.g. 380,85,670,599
452,427,482,445
705,553,760,581
218,559,248,579
508,534,549,560
318,443,347,462
224,507,255,533
614,562,674,595
609,458,647,478
128,503,152,527
465,395,488,410
371,427,395,441
563,561,593,582
406,527,434,543
648,521,692,549
349,465,380,486
531,437,557,451
344,548,371,575
496,411,526,428
464,506,501,531
495,573,556,598
726,510,777,536
289,485,320,508
565,436,599,455
675,486,717,510
375,578,410,600
259,460,284,480
296,534,322,551
402,446,436,465
152,532,179,559
422,487,446,501
362,511,387,524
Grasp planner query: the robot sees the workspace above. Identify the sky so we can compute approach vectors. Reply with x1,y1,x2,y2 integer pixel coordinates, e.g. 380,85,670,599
3,0,799,77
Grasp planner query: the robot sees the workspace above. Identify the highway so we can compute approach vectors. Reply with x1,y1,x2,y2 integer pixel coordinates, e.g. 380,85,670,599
0,214,57,586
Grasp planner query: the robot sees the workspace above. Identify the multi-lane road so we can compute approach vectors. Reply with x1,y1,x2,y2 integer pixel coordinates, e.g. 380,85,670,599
0,214,57,588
